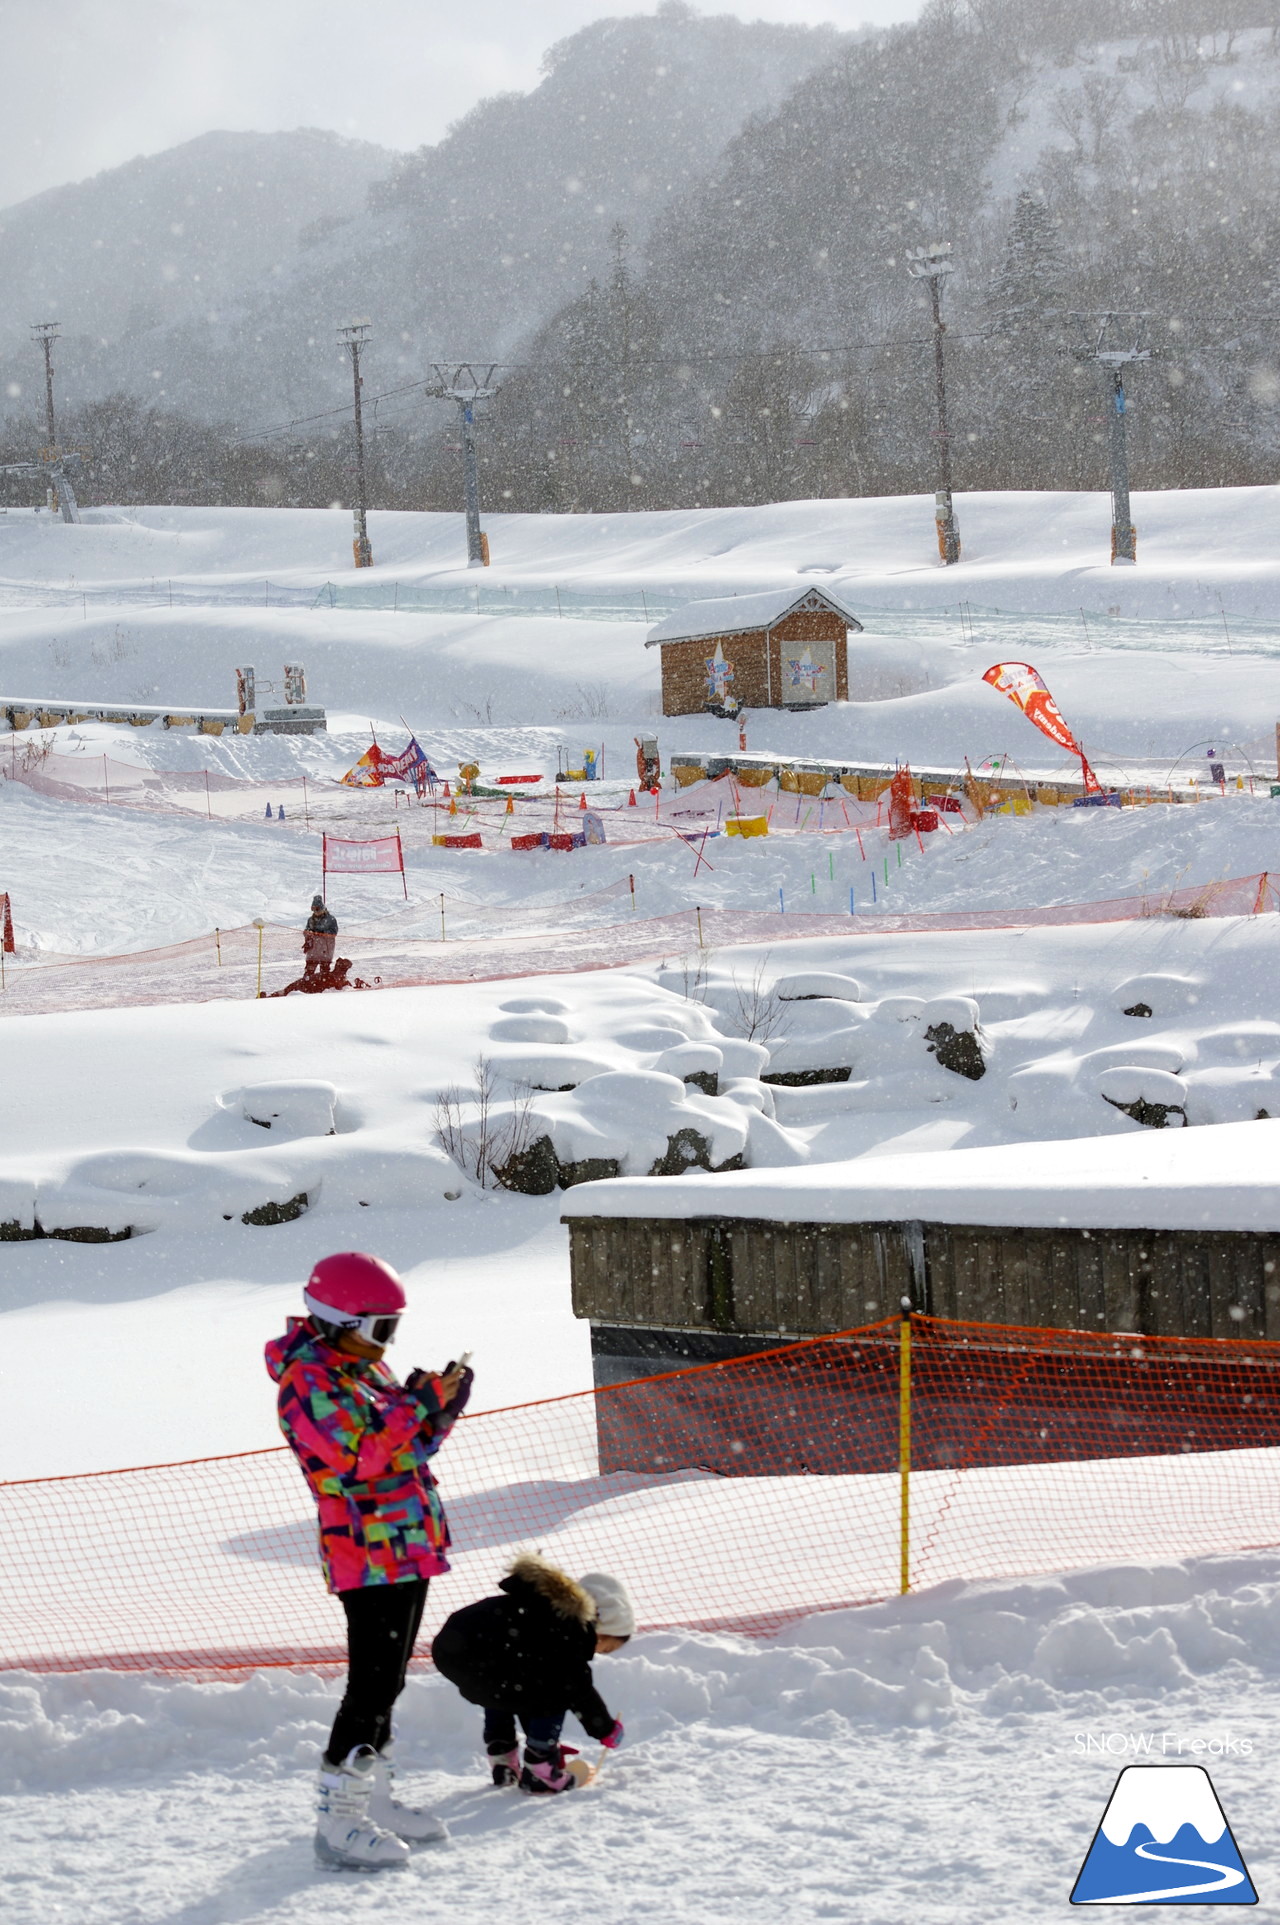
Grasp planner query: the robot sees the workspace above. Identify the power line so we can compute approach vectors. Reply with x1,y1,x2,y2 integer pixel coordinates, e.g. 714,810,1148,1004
225,314,1272,454
232,332,1004,446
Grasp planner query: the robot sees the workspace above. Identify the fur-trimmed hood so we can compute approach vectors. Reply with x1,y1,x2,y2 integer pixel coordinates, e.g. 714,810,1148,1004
501,1553,597,1626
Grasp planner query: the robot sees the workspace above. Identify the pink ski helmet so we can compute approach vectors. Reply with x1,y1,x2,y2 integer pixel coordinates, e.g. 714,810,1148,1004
304,1252,406,1345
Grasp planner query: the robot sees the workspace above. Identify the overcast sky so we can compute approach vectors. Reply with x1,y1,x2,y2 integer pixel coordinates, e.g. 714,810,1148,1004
2,0,923,210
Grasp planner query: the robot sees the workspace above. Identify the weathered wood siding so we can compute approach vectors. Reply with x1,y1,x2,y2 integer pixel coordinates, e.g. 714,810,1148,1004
567,1215,1280,1341
659,630,769,715
657,611,849,716
768,610,849,704
569,1216,913,1334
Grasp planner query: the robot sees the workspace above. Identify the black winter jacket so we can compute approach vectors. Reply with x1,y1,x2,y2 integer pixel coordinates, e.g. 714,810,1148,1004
431,1556,615,1737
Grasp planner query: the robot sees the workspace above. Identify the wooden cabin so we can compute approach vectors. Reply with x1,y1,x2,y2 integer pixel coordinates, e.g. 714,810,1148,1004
646,586,863,718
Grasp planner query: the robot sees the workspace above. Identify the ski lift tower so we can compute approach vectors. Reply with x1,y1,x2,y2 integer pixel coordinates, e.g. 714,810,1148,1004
0,453,83,523
905,242,961,566
1072,312,1150,565
427,364,499,567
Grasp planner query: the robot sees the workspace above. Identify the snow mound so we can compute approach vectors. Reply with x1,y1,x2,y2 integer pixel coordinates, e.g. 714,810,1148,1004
3,1550,1278,1802
525,1069,750,1178
775,970,862,1002
234,1080,338,1137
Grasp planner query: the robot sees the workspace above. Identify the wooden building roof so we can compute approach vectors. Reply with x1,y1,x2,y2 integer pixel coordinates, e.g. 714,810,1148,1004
644,584,864,648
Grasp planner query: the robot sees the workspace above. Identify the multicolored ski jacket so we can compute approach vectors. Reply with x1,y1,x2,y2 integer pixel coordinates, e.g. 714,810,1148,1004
265,1317,457,1593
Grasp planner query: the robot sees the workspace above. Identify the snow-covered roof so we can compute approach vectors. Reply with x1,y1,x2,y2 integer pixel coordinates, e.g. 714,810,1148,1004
560,1119,1280,1233
645,585,864,647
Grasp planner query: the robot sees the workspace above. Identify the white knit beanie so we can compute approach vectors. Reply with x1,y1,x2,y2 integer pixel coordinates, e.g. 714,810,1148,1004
579,1570,636,1638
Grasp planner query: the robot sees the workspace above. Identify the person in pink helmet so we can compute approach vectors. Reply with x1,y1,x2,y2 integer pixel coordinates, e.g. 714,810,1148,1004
265,1251,472,1870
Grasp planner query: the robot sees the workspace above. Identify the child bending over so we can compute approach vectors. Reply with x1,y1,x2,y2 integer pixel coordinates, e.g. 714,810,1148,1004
432,1554,634,1793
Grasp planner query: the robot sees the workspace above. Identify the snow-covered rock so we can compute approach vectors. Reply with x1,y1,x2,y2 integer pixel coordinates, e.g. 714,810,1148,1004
521,1069,750,1180
235,1080,337,1137
774,970,862,1001
1097,1066,1189,1127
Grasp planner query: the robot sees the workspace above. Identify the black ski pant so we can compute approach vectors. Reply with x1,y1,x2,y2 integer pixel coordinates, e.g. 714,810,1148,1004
483,1707,565,1758
324,1577,430,1766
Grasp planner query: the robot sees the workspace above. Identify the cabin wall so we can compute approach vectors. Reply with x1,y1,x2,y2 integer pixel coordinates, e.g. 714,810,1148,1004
657,611,850,716
658,629,769,715
567,1214,1280,1378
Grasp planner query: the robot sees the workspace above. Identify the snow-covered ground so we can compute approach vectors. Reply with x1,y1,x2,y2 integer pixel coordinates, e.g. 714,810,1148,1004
3,493,1280,1919
4,1553,1277,1923
3,912,1280,1478
2,490,1280,767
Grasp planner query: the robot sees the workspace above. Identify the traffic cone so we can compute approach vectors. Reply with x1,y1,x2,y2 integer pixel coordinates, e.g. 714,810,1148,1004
628,789,637,807
277,804,286,821
579,791,588,811
265,803,273,819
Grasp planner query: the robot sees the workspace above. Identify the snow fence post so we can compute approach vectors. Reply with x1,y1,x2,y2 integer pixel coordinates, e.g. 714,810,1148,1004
899,1300,912,1595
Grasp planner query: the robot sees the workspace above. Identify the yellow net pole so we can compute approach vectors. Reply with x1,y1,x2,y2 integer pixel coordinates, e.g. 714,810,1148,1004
899,1307,912,1594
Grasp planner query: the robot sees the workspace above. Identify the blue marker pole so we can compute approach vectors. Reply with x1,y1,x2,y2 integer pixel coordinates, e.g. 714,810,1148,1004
871,871,877,903
849,885,855,915
779,887,785,914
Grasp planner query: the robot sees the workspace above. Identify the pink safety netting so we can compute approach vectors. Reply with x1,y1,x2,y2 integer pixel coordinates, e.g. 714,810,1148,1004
0,877,1274,1018
2,1316,1278,1674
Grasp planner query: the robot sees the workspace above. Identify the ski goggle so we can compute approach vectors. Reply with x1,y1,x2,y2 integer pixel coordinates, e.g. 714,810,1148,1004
348,1312,401,1347
304,1290,400,1347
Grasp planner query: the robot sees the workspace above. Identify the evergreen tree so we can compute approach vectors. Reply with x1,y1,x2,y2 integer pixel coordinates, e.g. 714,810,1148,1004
989,190,1066,330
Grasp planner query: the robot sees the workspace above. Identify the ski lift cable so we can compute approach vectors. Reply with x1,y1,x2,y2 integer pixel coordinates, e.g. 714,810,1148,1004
232,331,1003,445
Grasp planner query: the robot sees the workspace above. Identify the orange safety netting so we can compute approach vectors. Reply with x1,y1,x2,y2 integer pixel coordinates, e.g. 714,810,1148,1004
2,1315,1278,1674
1,878,1276,1019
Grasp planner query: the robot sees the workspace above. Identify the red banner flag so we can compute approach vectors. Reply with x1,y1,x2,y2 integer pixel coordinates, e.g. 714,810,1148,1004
982,662,1100,793
1,892,12,953
322,831,405,877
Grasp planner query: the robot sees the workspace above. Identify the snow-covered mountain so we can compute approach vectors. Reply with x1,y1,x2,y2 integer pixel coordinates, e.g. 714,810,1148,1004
0,8,843,429
0,129,393,367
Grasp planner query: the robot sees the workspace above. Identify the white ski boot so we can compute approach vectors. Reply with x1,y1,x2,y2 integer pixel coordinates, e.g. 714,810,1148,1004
315,1745,410,1870
371,1742,448,1843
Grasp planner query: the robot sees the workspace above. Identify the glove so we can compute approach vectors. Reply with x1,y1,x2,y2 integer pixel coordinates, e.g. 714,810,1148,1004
600,1719,624,1750
444,1363,474,1418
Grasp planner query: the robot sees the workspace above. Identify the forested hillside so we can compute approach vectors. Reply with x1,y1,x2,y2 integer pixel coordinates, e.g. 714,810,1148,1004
3,0,1277,511
483,1,1280,509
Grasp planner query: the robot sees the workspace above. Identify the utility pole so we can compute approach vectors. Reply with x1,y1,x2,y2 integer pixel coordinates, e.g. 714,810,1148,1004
1072,312,1150,565
426,364,499,567
337,322,373,567
905,243,961,565
31,322,63,516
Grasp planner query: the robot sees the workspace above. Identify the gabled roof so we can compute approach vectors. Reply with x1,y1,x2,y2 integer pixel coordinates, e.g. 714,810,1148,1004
645,584,864,647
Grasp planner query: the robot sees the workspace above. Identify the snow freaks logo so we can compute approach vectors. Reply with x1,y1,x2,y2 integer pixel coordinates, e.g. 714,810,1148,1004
1071,1765,1257,1905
